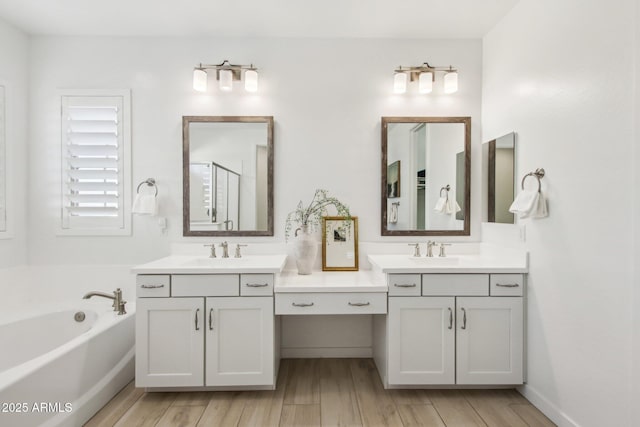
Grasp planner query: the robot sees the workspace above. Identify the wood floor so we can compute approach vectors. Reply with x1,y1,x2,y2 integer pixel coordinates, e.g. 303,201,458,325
85,359,555,427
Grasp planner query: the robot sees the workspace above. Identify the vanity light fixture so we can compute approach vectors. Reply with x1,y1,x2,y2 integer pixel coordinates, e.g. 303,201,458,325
192,60,259,93
393,62,458,94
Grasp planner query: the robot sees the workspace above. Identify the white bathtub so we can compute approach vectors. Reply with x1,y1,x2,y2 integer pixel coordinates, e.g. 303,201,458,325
0,303,135,427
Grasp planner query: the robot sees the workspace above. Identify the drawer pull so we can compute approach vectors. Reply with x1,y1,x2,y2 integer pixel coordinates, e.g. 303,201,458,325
394,283,417,288
496,283,520,288
348,302,371,307
209,308,214,330
448,307,453,330
141,284,165,289
245,283,269,287
195,308,200,331
461,307,467,330
292,302,314,307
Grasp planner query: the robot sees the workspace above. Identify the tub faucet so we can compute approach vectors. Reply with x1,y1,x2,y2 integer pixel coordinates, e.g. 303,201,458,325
83,288,127,315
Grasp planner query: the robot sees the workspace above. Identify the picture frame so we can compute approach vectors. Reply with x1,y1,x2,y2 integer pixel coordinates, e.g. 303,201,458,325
387,160,401,198
322,216,359,271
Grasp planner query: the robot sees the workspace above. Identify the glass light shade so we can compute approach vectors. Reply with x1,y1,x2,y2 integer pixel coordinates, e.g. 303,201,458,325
444,71,458,94
418,72,433,94
219,69,233,92
193,69,207,92
244,69,258,92
393,72,407,94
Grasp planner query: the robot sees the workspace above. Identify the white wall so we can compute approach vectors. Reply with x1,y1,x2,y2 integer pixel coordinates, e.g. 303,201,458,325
27,36,482,265
0,17,29,268
633,2,640,426
483,1,635,426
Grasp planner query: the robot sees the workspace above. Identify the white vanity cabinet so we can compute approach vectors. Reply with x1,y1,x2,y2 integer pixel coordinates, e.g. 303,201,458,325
135,273,277,390
379,272,524,387
135,296,204,387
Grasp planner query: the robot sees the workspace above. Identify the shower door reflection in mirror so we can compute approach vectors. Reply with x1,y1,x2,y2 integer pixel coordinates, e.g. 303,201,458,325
183,116,273,236
381,117,470,236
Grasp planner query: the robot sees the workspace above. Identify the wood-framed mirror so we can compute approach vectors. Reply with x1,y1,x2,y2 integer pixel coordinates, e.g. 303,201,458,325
381,116,471,236
484,132,515,224
183,116,274,236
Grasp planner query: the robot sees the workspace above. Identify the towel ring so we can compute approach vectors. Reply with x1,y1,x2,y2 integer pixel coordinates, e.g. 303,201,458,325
440,185,451,198
521,168,545,192
136,178,158,196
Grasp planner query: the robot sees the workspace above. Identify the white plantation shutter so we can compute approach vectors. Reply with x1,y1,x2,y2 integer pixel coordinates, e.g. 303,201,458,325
0,85,5,232
60,91,131,235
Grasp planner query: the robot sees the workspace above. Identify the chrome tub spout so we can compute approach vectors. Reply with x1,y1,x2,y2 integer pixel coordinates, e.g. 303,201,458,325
83,288,127,315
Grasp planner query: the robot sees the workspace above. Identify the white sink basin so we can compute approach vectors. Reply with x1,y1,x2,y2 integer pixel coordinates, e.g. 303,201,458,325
182,257,250,267
408,256,459,265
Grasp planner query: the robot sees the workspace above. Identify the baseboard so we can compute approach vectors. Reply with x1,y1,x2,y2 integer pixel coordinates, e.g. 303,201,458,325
281,347,372,358
518,384,580,427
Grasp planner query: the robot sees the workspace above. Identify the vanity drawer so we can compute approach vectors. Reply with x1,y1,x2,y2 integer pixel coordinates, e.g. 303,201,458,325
490,274,524,296
136,275,170,297
388,274,421,296
171,274,239,297
422,274,489,296
275,292,387,315
240,274,274,296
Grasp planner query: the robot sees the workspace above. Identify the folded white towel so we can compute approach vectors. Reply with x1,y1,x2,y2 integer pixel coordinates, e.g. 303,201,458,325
509,190,538,216
434,197,447,213
133,194,157,216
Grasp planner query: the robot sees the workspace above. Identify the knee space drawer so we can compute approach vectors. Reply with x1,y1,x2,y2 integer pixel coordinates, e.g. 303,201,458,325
275,292,387,315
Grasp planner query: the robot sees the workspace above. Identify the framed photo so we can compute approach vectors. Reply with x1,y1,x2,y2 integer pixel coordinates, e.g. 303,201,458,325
387,160,400,198
322,216,358,271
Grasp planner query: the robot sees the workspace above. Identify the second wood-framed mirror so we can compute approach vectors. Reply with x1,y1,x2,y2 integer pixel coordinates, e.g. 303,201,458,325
381,116,471,236
183,116,274,236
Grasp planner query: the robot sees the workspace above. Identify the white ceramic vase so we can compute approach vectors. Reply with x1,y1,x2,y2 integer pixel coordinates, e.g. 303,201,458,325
294,225,317,275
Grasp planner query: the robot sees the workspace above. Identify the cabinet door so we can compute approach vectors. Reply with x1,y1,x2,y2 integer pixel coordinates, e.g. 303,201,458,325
456,297,523,385
136,297,204,387
388,297,455,385
205,297,274,386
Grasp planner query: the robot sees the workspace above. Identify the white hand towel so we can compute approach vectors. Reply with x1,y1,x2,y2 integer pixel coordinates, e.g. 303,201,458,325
445,199,462,214
509,190,539,217
434,197,447,213
132,194,157,216
531,191,548,218
389,203,398,224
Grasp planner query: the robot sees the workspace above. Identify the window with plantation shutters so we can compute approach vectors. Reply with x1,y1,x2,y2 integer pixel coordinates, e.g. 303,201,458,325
60,90,131,235
0,84,6,232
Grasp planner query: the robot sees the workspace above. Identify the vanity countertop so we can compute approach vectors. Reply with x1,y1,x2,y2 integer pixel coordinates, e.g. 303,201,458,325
367,253,528,274
131,254,288,274
276,270,386,293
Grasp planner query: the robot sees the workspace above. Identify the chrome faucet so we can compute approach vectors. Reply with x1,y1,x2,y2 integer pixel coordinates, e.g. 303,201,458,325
204,243,217,258
408,243,421,257
235,244,248,258
83,288,127,315
439,243,451,257
426,241,437,257
220,241,229,258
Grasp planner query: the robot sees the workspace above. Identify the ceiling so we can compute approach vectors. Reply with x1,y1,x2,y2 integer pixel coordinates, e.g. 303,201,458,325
0,0,519,38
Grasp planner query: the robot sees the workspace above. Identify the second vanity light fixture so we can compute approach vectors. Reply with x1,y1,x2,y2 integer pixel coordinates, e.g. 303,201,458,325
193,60,259,93
393,62,458,94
